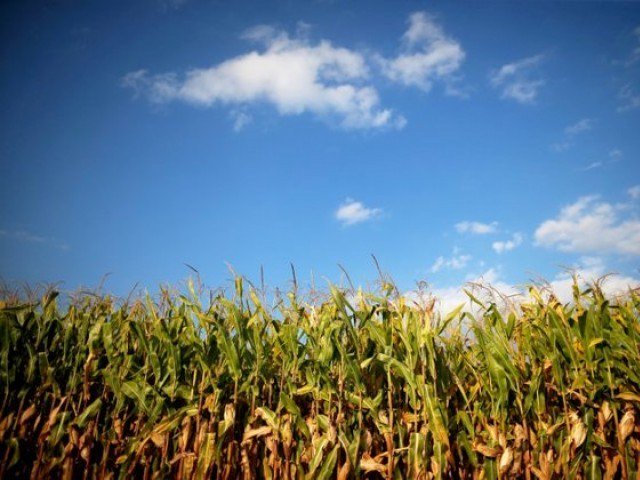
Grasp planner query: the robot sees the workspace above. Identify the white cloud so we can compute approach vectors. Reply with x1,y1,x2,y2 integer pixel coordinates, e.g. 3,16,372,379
618,84,640,112
335,198,382,226
455,221,498,235
430,251,472,273
122,27,403,130
379,11,466,92
546,257,640,302
492,233,523,253
535,195,640,255
408,259,639,314
565,118,594,136
420,267,520,313
628,185,640,200
489,54,545,104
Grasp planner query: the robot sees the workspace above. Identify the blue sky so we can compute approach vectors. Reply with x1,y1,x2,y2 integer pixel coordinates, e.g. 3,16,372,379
1,0,639,301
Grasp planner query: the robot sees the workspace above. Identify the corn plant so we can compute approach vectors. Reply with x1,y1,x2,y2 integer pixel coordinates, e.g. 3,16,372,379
0,277,639,479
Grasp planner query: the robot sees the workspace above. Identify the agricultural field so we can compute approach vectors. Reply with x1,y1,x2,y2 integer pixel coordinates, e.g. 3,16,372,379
2,0,640,477
1,278,639,479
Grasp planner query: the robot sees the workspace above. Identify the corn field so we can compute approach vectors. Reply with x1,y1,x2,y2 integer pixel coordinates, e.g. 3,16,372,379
1,277,639,479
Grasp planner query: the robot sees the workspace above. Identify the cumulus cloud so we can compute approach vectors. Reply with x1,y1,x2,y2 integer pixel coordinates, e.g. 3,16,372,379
492,233,523,253
455,221,498,235
489,54,545,104
416,267,520,313
430,250,472,273
534,195,640,255
122,27,403,130
409,259,639,314
379,12,466,93
546,257,639,301
335,198,382,226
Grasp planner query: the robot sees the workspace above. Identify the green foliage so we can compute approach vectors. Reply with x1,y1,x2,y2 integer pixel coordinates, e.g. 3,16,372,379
0,280,639,478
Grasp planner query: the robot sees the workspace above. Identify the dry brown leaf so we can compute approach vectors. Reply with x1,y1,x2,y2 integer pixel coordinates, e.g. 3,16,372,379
487,424,499,443
337,461,351,480
616,392,640,403
0,413,14,436
150,431,165,448
499,447,514,474
360,453,386,474
570,421,587,448
600,401,613,424
242,426,272,443
20,404,37,426
402,412,420,424
472,441,501,458
619,410,635,442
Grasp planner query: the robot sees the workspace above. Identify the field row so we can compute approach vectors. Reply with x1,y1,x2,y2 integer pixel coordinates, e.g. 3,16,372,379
1,279,639,478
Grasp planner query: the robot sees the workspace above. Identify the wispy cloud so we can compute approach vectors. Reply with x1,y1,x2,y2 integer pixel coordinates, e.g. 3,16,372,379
552,117,594,152
335,198,382,226
582,161,603,171
617,84,640,112
378,12,466,94
534,194,640,255
455,220,498,235
629,185,640,200
230,110,252,132
576,146,622,171
609,149,623,161
624,25,640,67
0,229,69,250
489,54,545,104
551,141,572,153
564,118,594,136
492,233,523,253
122,26,403,130
613,26,640,110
